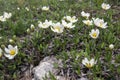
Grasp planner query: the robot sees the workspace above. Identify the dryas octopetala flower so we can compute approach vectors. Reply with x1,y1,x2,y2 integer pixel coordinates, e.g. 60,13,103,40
89,29,100,39
82,20,93,26
0,16,6,22
0,12,12,22
4,45,18,59
42,6,49,11
38,20,52,28
17,7,20,10
62,20,75,28
3,12,12,19
51,22,64,33
82,58,97,68
93,18,108,29
109,44,114,49
81,11,90,19
64,16,78,23
0,48,2,57
101,3,111,10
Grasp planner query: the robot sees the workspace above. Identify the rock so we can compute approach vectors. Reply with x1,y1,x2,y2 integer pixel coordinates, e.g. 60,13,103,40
56,76,69,80
20,70,32,80
77,77,88,80
32,56,62,80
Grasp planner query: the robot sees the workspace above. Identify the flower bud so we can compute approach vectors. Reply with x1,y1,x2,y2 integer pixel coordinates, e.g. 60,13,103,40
109,44,114,49
26,28,30,34
9,39,14,43
30,24,35,32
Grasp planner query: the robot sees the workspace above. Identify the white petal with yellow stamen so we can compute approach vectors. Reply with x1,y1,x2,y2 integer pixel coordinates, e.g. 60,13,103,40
64,16,78,23
51,22,64,33
101,3,111,10
82,58,97,68
83,20,93,26
4,45,18,59
93,18,108,29
89,29,100,39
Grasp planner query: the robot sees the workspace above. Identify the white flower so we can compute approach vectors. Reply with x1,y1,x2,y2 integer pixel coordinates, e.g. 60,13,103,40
51,22,64,33
81,11,90,19
17,7,20,10
3,12,12,19
64,16,78,23
101,3,111,10
25,7,29,11
0,16,6,22
38,20,52,28
62,20,75,28
82,20,93,26
0,48,2,57
82,58,97,68
42,6,49,11
89,29,100,39
109,44,114,49
0,12,12,22
4,45,18,59
93,18,108,29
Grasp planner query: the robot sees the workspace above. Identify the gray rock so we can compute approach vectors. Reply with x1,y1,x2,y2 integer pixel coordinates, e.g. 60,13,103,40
32,56,62,80
56,76,69,80
77,77,88,80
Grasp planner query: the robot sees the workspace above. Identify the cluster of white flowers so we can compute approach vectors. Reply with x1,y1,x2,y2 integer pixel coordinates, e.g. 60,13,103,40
81,3,109,39
81,11,108,39
42,6,50,11
0,45,18,59
81,2,113,69
0,12,12,22
38,16,78,33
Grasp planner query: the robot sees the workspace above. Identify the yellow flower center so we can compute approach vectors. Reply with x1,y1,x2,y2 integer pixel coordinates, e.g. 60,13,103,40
55,26,60,31
99,22,103,27
92,33,97,38
43,23,47,27
104,6,107,9
86,21,90,25
71,18,75,21
10,50,15,55
86,63,92,68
